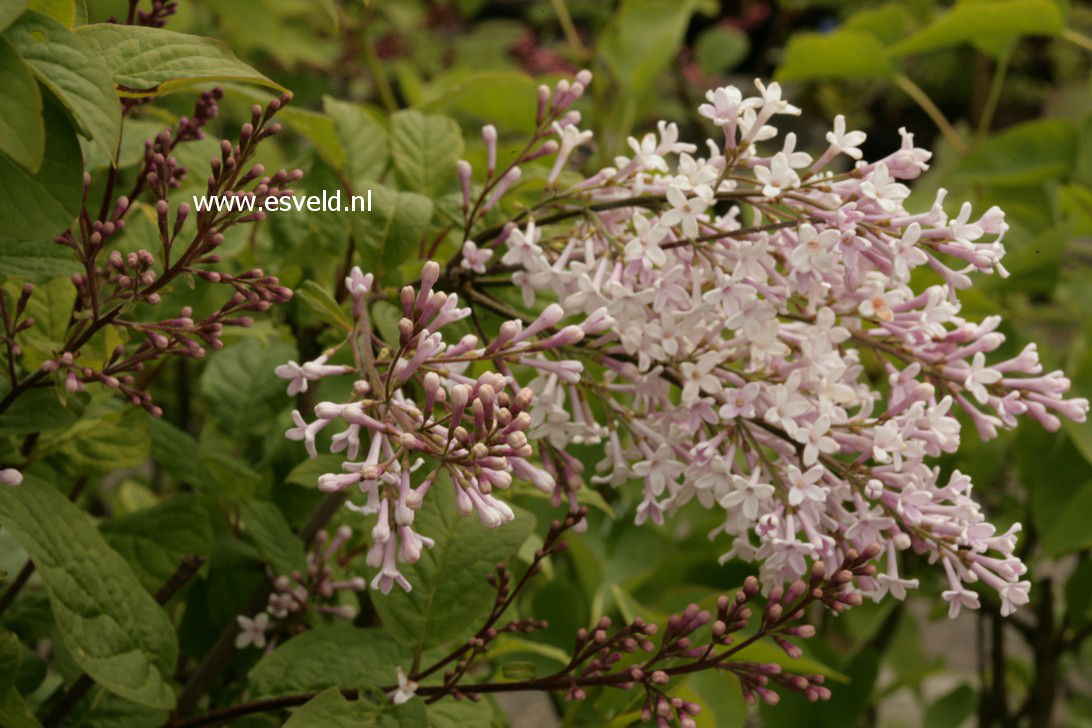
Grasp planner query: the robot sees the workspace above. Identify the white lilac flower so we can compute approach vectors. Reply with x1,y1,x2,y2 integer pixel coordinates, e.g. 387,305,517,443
304,76,1090,618
235,613,271,649
460,240,493,274
389,666,418,705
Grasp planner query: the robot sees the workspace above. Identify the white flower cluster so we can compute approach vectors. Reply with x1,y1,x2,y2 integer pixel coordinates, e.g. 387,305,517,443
277,262,609,593
459,76,1087,617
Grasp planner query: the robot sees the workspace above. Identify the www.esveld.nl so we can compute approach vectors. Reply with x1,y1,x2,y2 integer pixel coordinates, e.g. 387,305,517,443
192,189,371,214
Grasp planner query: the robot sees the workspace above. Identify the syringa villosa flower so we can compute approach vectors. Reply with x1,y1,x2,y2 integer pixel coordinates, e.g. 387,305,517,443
450,75,1088,620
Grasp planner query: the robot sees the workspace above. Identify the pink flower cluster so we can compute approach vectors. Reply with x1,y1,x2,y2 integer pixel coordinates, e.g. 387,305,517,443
453,76,1087,617
277,262,609,593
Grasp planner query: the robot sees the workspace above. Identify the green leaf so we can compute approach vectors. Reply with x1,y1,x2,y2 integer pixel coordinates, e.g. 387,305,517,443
295,280,353,331
688,670,747,728
239,500,306,577
351,182,433,286
0,98,82,240
283,688,426,728
26,0,75,27
951,119,1077,186
74,23,286,97
924,684,976,728
5,11,122,165
100,495,212,594
694,26,749,76
1041,480,1092,556
389,109,463,198
776,30,896,81
0,688,41,728
37,407,150,475
0,236,82,282
841,2,915,46
5,274,73,345
0,476,177,708
199,337,295,437
600,0,697,95
416,71,539,133
323,96,389,189
286,454,345,488
370,477,535,653
249,625,410,698
890,0,1063,56
0,0,27,33
733,639,849,682
148,417,209,485
0,36,44,173
198,449,263,500
0,629,20,701
0,387,76,436
426,699,494,728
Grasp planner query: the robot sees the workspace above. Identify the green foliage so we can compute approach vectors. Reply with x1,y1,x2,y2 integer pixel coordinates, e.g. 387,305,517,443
370,479,535,654
389,109,464,199
0,36,44,172
198,337,295,437
5,11,121,163
74,23,285,97
0,99,82,240
0,476,177,708
282,687,426,728
249,626,410,698
351,182,434,286
777,30,897,81
100,495,213,594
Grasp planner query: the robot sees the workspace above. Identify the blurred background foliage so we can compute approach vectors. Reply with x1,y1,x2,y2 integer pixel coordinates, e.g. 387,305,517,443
5,0,1091,726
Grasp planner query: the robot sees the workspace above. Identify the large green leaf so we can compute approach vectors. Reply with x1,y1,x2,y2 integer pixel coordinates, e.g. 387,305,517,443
0,629,19,701
924,684,976,728
5,11,121,164
427,700,494,728
890,0,1063,56
0,97,81,241
0,387,77,437
600,0,697,95
694,26,749,76
198,337,295,437
74,23,285,97
2,275,74,369
295,280,353,332
370,478,535,653
951,119,1077,187
36,407,150,475
148,417,210,485
0,36,43,173
0,0,27,33
416,71,539,133
283,687,425,728
1041,480,1092,556
249,626,410,698
0,476,177,708
0,236,82,282
351,182,433,286
0,688,40,728
776,30,896,81
239,500,306,577
100,495,213,594
323,96,389,190
389,109,463,198
26,0,77,27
